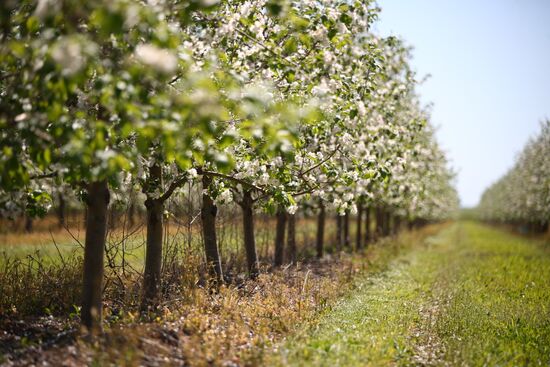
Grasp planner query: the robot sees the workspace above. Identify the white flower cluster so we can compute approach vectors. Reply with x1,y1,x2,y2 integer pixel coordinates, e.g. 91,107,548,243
135,44,178,74
215,189,233,205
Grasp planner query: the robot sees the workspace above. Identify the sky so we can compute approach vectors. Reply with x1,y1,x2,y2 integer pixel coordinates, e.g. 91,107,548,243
375,0,550,207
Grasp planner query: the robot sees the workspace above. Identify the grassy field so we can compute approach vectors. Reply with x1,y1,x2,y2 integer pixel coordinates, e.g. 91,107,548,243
0,221,446,366
2,221,548,366
270,222,550,366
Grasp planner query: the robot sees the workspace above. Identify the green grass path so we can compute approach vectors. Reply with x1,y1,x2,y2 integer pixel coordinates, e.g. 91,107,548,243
272,222,550,366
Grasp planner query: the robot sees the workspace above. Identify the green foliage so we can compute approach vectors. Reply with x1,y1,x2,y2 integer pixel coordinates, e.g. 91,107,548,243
25,190,52,217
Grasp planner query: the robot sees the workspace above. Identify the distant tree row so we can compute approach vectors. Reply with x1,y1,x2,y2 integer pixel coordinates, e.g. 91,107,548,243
0,0,458,333
478,120,549,232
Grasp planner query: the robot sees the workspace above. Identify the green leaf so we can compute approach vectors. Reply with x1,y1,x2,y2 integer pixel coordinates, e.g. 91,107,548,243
283,37,298,55
266,0,284,16
26,16,39,33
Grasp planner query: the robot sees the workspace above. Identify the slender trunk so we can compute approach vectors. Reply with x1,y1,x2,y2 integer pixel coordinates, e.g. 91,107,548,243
356,204,363,250
201,175,223,284
287,213,296,264
58,192,66,229
274,207,287,267
384,210,391,236
393,215,401,235
364,206,371,246
316,203,325,258
128,192,136,228
141,163,164,311
109,207,117,230
24,215,33,233
343,211,350,248
241,191,259,278
336,214,343,251
81,180,109,333
375,207,383,238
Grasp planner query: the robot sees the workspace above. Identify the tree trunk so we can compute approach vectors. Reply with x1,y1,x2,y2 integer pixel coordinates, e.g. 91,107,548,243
24,215,33,233
273,207,287,267
286,213,296,264
375,207,384,237
128,193,136,228
356,204,363,250
384,210,391,236
393,215,401,235
141,163,164,311
58,192,66,229
109,207,117,230
241,190,259,278
201,175,223,285
316,203,325,258
81,180,109,333
364,206,371,246
336,214,343,251
343,211,350,248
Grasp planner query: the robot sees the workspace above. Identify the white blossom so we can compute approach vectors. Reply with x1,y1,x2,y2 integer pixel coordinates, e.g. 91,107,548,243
135,44,178,74
287,204,298,215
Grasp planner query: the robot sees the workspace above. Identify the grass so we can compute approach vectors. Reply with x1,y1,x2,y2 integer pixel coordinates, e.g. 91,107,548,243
0,221,444,366
4,220,547,366
270,221,550,366
0,214,324,265
0,213,345,319
435,222,550,366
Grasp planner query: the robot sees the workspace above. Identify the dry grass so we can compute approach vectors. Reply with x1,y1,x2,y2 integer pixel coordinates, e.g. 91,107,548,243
0,224,82,248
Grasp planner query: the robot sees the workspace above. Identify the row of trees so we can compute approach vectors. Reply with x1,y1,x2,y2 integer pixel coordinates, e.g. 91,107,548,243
478,120,550,232
0,0,458,333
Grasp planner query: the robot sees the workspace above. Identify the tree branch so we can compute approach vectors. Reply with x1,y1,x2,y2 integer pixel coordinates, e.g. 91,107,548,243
299,144,341,177
29,172,58,180
197,168,266,193
168,73,182,85
159,173,188,203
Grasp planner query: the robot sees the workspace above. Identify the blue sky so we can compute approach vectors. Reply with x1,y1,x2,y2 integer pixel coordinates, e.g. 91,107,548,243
375,0,550,207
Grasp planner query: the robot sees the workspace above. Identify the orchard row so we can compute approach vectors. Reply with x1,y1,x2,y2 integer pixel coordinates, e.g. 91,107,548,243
0,0,458,332
478,120,549,231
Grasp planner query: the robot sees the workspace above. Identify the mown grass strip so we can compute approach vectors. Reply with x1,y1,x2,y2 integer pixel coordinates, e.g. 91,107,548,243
435,222,550,366
269,223,457,366
271,222,550,366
